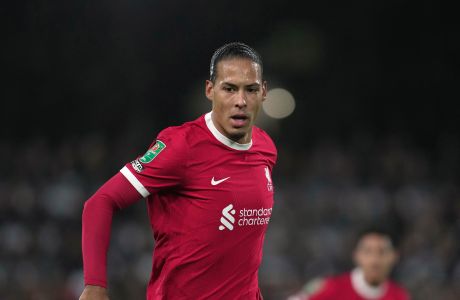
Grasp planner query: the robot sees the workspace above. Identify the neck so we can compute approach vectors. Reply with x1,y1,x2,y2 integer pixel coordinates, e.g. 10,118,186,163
351,268,387,299
211,113,252,144
230,129,252,144
205,112,252,151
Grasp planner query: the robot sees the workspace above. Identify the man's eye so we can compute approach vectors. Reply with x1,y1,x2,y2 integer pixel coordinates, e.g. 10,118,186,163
224,87,235,92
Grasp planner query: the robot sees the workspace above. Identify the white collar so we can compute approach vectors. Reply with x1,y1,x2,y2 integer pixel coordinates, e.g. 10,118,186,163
351,268,387,299
205,112,252,151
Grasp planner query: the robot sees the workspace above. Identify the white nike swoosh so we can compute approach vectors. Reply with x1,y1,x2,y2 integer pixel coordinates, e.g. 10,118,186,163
211,176,230,186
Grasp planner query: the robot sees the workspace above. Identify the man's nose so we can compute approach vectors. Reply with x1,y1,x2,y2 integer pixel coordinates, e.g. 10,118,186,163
235,91,247,107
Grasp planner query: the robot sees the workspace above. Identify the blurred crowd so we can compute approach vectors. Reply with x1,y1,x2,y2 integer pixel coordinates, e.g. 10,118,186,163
1,130,459,300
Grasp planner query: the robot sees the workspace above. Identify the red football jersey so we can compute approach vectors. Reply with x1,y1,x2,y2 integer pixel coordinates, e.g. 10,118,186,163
289,269,410,300
121,112,277,299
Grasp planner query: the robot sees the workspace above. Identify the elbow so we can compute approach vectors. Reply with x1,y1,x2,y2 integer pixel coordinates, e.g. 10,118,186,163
82,192,118,220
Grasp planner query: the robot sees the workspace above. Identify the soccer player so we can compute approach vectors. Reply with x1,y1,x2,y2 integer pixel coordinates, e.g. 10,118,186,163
79,42,277,300
288,227,410,300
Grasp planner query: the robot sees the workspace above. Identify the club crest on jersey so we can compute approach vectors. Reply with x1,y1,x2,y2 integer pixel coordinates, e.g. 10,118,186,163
264,166,273,192
139,140,166,164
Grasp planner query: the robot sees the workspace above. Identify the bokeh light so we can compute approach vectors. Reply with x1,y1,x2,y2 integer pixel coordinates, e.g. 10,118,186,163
263,88,296,119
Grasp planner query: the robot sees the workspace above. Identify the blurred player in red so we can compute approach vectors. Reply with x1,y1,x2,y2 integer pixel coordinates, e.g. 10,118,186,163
288,228,410,300
79,42,276,300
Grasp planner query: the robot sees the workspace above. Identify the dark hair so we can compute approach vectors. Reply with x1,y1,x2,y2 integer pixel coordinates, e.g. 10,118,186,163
209,42,263,83
355,225,399,249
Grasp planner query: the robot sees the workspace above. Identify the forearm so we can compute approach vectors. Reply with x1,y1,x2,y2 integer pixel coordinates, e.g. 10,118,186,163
82,191,114,287
82,172,142,287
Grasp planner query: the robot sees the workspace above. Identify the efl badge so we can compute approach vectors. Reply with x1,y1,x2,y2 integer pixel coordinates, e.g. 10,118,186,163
139,140,166,163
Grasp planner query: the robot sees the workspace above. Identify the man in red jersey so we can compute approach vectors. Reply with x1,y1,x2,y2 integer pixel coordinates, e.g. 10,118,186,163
79,42,277,300
288,228,410,300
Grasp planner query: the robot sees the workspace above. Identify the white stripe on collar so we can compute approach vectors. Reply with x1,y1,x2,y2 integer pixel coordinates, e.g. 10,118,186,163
205,112,252,151
351,268,387,299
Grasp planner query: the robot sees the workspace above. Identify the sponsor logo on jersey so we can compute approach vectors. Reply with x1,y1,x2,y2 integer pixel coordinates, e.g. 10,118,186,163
219,204,236,230
131,159,143,173
211,176,230,186
139,140,166,164
264,166,273,191
218,203,272,231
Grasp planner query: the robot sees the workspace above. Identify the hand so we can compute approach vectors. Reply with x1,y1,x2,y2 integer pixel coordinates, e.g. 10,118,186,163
79,285,109,300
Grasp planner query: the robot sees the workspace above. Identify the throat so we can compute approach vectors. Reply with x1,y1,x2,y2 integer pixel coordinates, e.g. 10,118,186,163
229,132,251,144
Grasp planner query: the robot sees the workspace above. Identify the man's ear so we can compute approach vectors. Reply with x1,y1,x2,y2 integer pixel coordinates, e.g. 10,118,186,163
205,80,214,101
262,80,268,101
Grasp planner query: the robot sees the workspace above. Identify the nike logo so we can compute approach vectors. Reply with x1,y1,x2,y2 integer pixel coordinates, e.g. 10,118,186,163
211,176,230,186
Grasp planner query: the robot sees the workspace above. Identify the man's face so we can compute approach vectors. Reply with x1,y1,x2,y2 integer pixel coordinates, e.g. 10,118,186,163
205,58,267,144
354,233,398,286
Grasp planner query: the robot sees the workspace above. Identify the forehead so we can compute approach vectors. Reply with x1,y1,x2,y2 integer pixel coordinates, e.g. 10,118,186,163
358,234,393,249
215,58,262,83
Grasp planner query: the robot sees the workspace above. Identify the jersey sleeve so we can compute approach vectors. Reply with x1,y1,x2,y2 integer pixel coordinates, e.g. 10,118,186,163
120,127,188,197
82,172,142,287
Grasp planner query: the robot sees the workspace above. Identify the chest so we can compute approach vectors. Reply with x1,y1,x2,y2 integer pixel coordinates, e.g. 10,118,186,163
171,149,274,233
184,149,273,200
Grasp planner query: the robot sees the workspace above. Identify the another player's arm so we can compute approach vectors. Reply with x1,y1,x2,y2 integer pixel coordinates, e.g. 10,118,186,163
79,172,143,300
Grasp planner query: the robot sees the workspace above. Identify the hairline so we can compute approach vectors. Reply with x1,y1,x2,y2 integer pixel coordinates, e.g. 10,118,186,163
212,58,264,85
209,42,263,83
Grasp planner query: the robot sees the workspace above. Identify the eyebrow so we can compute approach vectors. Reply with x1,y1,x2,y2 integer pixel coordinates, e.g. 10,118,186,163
221,82,261,88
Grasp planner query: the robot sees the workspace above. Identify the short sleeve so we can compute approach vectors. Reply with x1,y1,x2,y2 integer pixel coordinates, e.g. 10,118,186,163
120,127,188,197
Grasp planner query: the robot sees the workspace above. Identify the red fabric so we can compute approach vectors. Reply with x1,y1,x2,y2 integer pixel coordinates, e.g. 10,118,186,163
307,273,410,300
122,114,277,299
82,172,142,287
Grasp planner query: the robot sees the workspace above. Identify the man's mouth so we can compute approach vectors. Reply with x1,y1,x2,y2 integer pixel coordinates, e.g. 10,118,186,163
230,114,249,127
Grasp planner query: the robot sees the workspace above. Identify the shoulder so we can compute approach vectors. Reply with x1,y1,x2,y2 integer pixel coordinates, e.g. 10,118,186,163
138,118,203,166
332,272,351,280
387,280,411,300
290,276,329,299
289,273,352,300
155,116,204,148
253,126,276,150
304,275,342,296
253,126,277,164
328,272,352,287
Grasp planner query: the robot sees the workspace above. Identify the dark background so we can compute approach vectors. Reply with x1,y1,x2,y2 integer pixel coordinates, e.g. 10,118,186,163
1,1,459,299
3,0,458,141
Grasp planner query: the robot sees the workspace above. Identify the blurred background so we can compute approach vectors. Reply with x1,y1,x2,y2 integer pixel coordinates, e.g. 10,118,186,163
1,0,459,299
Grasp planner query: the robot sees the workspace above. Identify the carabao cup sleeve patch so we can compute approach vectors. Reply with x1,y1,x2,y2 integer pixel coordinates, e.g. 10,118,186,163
139,140,166,164
122,133,188,195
